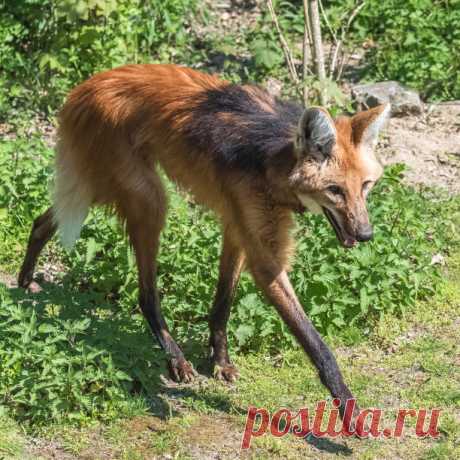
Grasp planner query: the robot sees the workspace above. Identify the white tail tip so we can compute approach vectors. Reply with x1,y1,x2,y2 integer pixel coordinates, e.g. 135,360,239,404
53,173,91,249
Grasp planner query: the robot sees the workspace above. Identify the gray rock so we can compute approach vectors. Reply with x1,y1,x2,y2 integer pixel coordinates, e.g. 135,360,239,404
351,81,423,116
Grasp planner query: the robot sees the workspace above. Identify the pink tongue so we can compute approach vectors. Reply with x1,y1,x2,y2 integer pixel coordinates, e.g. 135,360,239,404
344,238,357,247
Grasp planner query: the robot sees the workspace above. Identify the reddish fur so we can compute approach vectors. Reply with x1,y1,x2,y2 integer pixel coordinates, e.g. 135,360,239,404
19,64,390,409
57,65,227,210
55,65,387,250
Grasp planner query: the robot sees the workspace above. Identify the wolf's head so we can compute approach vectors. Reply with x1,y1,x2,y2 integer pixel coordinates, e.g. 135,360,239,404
290,104,390,248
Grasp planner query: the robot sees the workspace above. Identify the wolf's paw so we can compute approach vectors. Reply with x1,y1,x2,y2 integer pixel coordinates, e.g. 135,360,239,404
213,364,239,383
168,358,197,383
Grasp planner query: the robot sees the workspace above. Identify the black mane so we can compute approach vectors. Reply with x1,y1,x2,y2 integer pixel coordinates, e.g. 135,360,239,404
179,84,303,172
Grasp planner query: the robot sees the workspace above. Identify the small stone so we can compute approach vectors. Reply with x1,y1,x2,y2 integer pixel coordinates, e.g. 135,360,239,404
352,81,423,117
430,253,445,265
438,153,449,164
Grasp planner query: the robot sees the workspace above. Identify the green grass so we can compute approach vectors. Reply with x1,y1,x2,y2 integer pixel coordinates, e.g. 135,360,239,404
1,130,459,429
0,415,25,459
0,129,459,456
1,251,458,458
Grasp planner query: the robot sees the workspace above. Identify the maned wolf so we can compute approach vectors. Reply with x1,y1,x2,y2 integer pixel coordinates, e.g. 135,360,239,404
18,64,390,425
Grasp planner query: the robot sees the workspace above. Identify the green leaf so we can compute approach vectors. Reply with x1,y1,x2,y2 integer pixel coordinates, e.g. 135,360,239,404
85,238,100,265
234,324,254,347
251,39,282,69
360,288,370,314
38,324,57,334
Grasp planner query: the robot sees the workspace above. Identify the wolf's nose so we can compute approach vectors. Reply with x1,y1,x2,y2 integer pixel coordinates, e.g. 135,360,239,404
356,224,373,242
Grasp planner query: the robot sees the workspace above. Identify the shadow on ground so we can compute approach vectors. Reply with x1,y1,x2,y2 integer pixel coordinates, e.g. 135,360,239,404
5,274,240,420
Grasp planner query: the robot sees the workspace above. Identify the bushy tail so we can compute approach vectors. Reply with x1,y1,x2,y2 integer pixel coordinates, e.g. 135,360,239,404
53,144,92,249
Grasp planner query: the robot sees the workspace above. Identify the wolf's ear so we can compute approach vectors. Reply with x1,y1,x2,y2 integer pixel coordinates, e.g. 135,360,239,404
351,103,391,151
295,107,336,161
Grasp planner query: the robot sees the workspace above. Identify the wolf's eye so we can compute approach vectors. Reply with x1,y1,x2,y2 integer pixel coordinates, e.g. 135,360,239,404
327,185,344,197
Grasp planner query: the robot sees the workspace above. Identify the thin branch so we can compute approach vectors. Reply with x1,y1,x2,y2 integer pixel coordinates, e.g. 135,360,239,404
333,1,366,78
318,0,337,44
302,0,312,106
318,0,337,77
329,42,341,78
345,1,366,33
337,44,357,81
266,0,299,86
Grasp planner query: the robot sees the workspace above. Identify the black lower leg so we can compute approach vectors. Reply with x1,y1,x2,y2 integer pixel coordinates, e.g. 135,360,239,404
139,288,184,358
139,285,196,382
209,295,233,367
18,207,57,288
255,269,356,416
209,235,244,379
209,282,239,367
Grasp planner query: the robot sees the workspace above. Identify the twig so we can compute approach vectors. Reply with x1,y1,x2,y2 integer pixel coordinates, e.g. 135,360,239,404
302,0,312,106
337,44,357,81
318,0,337,44
266,0,299,86
332,1,366,78
345,1,366,34
329,41,342,78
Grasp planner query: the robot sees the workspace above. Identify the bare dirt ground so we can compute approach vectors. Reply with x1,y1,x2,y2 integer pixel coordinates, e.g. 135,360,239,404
378,102,460,194
199,0,261,36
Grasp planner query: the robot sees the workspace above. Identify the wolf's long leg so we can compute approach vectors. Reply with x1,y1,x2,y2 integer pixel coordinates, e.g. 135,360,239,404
18,207,57,290
209,227,245,382
239,221,357,420
118,174,196,383
252,266,355,412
